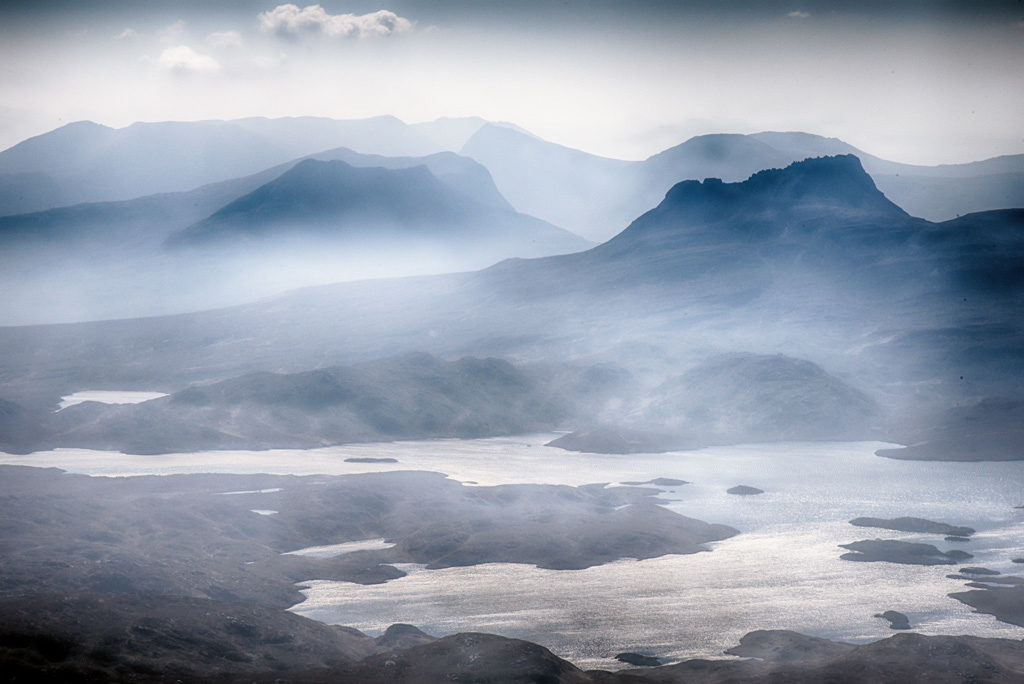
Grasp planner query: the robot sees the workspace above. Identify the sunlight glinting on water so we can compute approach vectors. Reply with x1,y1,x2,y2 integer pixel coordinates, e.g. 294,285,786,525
5,436,1024,670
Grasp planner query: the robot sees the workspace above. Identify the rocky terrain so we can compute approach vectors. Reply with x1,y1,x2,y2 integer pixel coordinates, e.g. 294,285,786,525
7,462,1024,681
10,612,1024,683
0,465,736,606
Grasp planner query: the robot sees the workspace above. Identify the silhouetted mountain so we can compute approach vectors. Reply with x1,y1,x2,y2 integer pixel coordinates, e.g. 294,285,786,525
169,159,587,258
309,148,511,210
749,131,1024,221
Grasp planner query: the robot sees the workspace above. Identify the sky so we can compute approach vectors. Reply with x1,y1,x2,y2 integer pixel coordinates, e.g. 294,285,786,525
0,0,1022,165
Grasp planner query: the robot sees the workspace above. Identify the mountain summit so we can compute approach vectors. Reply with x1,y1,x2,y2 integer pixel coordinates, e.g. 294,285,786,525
174,159,471,242
601,155,908,254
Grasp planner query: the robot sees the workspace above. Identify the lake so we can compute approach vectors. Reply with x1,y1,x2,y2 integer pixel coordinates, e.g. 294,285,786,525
4,435,1023,670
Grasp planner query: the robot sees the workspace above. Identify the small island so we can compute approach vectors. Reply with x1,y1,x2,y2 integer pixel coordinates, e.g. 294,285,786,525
849,516,974,538
874,610,911,630
622,477,689,487
615,652,662,666
727,485,764,496
839,539,973,565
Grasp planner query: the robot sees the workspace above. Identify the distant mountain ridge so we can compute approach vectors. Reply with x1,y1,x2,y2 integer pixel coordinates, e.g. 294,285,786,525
3,115,1021,230
0,116,494,215
461,125,1024,238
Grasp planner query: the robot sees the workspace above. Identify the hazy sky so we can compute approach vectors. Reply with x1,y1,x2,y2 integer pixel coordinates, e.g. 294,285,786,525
1,0,1021,164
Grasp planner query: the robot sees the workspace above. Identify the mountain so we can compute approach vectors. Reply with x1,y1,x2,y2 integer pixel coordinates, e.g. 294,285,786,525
168,158,588,261
0,147,560,325
461,126,1024,239
0,120,288,211
461,123,637,240
0,116,491,215
3,156,1020,455
0,171,72,216
308,147,511,210
749,131,1024,221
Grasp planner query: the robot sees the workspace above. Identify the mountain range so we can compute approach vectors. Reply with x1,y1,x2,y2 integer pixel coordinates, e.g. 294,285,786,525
0,116,500,215
0,144,587,324
4,116,1022,236
462,124,1024,239
1,154,1020,456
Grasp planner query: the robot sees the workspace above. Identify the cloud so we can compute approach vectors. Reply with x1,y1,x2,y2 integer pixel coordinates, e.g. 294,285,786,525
158,45,220,74
207,30,244,48
787,11,810,19
114,28,138,40
258,4,413,39
157,20,186,44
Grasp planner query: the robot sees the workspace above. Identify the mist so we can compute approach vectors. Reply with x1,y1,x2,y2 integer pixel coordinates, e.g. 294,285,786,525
2,2,1024,682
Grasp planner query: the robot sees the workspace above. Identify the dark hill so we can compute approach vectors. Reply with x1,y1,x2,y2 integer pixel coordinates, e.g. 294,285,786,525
41,354,591,453
607,154,906,248
173,160,470,243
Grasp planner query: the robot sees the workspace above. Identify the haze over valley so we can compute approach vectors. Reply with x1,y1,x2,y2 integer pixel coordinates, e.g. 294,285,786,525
1,1,1023,681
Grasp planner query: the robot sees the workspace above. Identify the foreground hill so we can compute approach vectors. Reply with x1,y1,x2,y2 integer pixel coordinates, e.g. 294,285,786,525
551,353,881,454
0,350,880,455
4,464,1024,682
33,354,583,453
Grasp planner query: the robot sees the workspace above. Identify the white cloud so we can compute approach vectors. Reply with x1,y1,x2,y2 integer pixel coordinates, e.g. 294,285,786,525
158,45,220,74
207,30,244,48
788,11,810,19
114,27,138,40
258,4,413,39
157,20,186,44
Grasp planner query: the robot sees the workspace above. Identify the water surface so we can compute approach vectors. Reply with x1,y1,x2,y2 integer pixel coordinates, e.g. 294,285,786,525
4,436,1023,669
